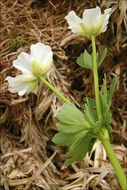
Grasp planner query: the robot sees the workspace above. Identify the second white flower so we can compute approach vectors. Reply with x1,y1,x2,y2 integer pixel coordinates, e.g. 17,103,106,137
65,6,112,38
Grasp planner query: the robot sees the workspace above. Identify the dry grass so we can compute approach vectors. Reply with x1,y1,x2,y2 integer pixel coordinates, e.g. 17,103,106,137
0,0,127,189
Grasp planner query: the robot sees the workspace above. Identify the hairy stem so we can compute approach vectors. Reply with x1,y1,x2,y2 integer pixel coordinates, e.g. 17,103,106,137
99,130,127,190
39,76,70,104
91,35,102,120
92,35,127,189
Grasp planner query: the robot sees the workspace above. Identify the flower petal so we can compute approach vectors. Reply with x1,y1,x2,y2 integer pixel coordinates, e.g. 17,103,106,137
6,75,38,96
91,15,105,34
65,11,83,33
104,8,112,15
102,8,112,32
30,43,53,68
27,80,38,95
6,75,29,95
13,52,32,74
83,6,101,26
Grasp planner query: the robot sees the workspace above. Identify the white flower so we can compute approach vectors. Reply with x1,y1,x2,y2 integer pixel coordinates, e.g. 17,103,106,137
6,43,53,96
65,6,112,38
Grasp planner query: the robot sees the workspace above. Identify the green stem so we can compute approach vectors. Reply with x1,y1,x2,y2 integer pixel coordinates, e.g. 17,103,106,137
100,130,127,190
39,76,70,104
91,35,127,189
91,35,102,120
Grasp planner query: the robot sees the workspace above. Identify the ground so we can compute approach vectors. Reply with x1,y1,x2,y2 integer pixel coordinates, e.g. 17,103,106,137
0,0,127,190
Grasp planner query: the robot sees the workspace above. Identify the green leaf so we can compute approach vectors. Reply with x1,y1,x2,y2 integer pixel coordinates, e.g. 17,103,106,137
76,50,93,70
98,48,107,67
56,103,91,133
83,104,96,127
65,131,93,166
77,49,105,70
52,102,97,167
105,124,113,132
104,105,112,122
52,131,87,147
99,74,116,132
101,75,108,113
90,109,98,122
94,120,103,133
108,77,118,106
82,97,98,124
85,98,97,122
83,97,96,108
52,133,76,147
